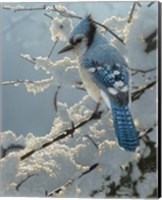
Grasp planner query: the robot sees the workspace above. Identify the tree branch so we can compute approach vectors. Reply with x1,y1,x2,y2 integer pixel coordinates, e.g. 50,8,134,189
85,135,98,149
0,144,24,159
78,163,99,178
145,30,157,43
53,85,61,112
138,127,154,139
0,79,34,86
127,2,137,23
3,4,124,44
16,174,37,190
3,5,47,12
131,80,156,102
127,2,142,23
147,2,155,7
93,20,125,44
131,67,156,76
47,38,58,58
20,104,102,161
19,78,156,161
20,54,36,64
144,29,157,53
47,163,99,196
52,5,82,19
44,13,53,20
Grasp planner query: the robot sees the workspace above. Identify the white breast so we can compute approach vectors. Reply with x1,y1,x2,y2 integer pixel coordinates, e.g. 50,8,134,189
78,66,100,102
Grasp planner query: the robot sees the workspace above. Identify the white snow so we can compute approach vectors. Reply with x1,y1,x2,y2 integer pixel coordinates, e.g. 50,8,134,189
55,5,76,18
0,131,25,150
125,2,158,69
24,77,54,95
49,17,73,41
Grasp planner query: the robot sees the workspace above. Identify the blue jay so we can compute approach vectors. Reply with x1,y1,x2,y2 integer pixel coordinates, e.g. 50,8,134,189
58,15,139,152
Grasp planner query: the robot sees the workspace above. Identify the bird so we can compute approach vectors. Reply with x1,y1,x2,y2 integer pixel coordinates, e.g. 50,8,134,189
58,15,139,152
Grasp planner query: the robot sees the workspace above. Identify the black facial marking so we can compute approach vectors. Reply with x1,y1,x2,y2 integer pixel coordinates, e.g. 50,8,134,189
69,15,96,47
86,15,96,47
70,38,75,45
69,37,82,45
75,38,82,44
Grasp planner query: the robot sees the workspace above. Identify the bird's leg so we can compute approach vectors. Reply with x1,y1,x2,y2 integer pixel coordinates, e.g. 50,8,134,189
95,102,100,113
91,102,102,120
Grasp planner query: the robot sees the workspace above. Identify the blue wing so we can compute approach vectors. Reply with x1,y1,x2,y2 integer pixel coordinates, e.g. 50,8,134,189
85,60,130,106
81,60,139,152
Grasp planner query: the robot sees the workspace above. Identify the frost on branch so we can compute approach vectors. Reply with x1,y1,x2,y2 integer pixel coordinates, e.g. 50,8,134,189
1,2,158,198
19,55,80,94
0,131,25,158
102,16,127,33
3,5,25,10
34,56,79,86
54,5,76,17
24,77,54,95
49,17,73,41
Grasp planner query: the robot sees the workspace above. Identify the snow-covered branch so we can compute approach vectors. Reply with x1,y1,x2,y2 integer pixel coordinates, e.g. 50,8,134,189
3,4,125,44
20,103,102,161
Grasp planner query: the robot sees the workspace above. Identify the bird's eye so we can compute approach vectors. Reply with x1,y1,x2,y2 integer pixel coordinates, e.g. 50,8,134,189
75,38,82,44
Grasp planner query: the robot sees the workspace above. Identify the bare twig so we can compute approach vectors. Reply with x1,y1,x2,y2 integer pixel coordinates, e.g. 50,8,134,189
145,30,157,43
128,2,137,23
131,80,156,101
85,135,98,149
20,54,36,64
147,2,155,7
16,174,37,190
136,2,142,7
47,163,99,196
127,1,142,23
0,147,5,159
79,163,99,178
54,85,61,112
44,13,53,20
48,38,58,58
93,20,125,44
0,144,24,159
131,67,156,76
138,127,153,139
144,30,157,53
45,190,48,196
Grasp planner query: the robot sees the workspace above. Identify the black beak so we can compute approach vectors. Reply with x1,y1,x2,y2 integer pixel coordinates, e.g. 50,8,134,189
58,44,74,54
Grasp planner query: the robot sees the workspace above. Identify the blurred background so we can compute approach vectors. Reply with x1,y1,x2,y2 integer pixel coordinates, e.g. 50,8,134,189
1,2,132,137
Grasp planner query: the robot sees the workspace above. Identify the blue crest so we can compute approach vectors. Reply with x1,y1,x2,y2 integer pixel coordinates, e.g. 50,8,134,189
69,15,96,46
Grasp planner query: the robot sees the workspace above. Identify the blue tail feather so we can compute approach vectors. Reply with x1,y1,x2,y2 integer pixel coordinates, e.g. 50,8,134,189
111,102,139,152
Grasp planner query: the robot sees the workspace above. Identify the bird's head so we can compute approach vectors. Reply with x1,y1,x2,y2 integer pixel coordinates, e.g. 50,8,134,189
58,15,96,56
